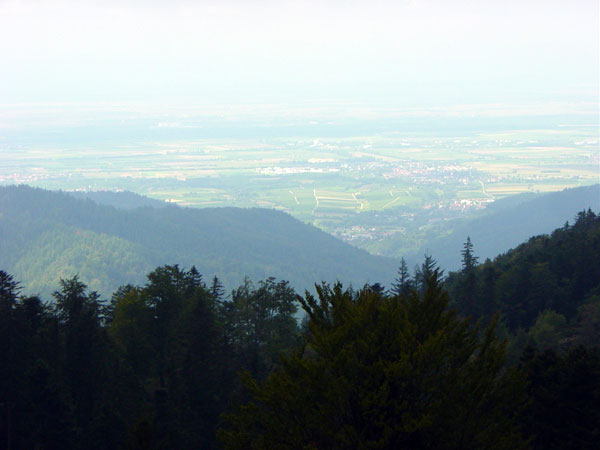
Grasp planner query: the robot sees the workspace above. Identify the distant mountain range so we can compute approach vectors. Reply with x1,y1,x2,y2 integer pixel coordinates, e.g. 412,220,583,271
0,185,397,298
414,184,600,270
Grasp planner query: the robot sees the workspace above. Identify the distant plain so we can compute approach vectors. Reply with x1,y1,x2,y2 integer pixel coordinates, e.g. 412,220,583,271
1,102,598,258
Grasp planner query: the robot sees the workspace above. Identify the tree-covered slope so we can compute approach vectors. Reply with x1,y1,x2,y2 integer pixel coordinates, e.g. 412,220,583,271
416,185,600,271
445,209,600,352
0,185,396,297
10,226,155,296
2,213,600,449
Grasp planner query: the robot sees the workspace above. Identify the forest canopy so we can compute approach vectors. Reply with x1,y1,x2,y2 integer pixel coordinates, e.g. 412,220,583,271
221,271,529,450
0,209,599,449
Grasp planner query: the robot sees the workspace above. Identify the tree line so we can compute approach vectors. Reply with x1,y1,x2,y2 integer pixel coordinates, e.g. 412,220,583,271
445,208,600,359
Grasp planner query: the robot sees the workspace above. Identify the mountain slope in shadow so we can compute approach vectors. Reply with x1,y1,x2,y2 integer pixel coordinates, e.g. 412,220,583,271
0,185,396,297
415,184,600,270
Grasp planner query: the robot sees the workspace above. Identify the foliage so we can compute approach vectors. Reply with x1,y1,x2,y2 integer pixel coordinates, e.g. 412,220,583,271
0,264,300,449
0,270,138,449
2,210,600,448
390,256,412,297
446,209,600,351
413,253,442,294
222,277,299,380
415,185,600,271
108,266,300,448
461,236,478,271
520,346,600,450
220,271,528,450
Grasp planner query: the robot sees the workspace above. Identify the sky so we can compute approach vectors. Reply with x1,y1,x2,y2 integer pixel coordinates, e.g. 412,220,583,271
0,0,598,107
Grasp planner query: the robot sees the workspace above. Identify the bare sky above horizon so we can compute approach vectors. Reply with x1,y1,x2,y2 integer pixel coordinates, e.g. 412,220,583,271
1,0,598,107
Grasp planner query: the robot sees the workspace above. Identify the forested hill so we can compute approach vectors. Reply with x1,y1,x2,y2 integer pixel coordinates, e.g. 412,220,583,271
1,198,599,448
445,208,600,353
0,185,396,297
417,184,600,271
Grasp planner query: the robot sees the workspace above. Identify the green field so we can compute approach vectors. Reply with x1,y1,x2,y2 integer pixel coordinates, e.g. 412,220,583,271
1,103,598,257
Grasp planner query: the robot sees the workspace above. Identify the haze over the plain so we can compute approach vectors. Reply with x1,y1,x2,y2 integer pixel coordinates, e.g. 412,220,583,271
1,0,598,106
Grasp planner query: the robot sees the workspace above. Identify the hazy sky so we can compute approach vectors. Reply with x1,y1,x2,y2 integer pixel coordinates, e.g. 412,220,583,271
1,0,598,106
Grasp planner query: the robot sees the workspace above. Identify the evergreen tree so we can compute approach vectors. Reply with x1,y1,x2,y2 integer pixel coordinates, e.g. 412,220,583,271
367,282,385,295
390,257,412,297
53,276,113,447
479,258,498,319
460,237,479,316
461,236,478,271
521,346,600,449
414,254,442,294
223,277,299,379
221,271,528,450
0,271,20,450
446,209,600,333
110,265,236,448
210,275,226,301
185,265,204,291
109,286,154,378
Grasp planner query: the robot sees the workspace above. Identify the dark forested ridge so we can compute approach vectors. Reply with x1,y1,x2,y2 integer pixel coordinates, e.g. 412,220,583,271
0,185,396,297
1,211,599,449
445,208,600,358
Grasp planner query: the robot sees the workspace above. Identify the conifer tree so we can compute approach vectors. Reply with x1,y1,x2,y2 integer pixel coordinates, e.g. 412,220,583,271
460,237,479,316
210,275,225,301
53,276,116,447
390,257,412,297
0,271,20,450
221,271,528,450
414,254,442,294
479,258,498,319
521,346,600,449
461,236,479,272
186,266,204,291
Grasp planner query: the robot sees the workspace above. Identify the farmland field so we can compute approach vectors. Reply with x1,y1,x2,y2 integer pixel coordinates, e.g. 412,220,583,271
1,102,598,257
